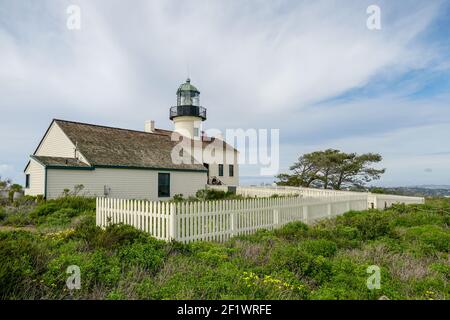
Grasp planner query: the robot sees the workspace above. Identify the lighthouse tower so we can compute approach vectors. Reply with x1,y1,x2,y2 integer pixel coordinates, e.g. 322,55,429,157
169,78,207,140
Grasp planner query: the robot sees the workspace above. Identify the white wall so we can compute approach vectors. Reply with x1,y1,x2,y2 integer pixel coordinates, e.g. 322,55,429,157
35,122,89,163
173,116,202,140
46,167,207,200
206,157,239,186
194,144,239,186
173,133,240,186
24,159,45,196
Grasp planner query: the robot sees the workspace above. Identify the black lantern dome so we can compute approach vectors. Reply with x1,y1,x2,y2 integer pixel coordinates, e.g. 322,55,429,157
170,78,207,121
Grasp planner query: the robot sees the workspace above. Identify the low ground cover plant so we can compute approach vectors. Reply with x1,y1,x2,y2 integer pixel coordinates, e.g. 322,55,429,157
0,197,448,299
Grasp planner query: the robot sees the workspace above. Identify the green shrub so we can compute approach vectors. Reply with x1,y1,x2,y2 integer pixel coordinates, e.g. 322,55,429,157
31,196,95,219
136,255,247,300
38,208,78,229
305,225,361,249
2,211,34,227
338,211,393,240
54,196,95,212
96,224,154,249
270,194,280,198
239,270,309,300
391,210,448,228
408,276,448,300
404,225,450,253
13,195,39,207
72,219,151,250
71,215,99,245
195,189,239,201
430,263,450,280
172,194,184,202
31,202,61,218
43,249,121,293
310,258,375,300
236,228,278,244
0,231,50,298
273,221,309,241
190,242,236,266
106,290,126,300
118,241,166,273
270,244,333,284
333,225,360,240
297,239,337,257
165,240,193,255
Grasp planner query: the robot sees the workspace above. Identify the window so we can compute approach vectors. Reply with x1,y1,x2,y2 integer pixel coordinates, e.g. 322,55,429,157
25,174,30,189
158,173,170,197
218,164,224,177
194,127,199,137
229,164,234,177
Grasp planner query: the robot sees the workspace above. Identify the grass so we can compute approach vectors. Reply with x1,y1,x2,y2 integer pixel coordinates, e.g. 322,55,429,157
0,196,448,300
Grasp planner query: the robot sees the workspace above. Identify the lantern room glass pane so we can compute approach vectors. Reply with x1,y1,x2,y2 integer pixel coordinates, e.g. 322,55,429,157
178,91,200,106
192,95,199,106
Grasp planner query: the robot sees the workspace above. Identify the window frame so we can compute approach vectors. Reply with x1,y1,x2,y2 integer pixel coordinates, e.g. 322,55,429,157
158,173,171,198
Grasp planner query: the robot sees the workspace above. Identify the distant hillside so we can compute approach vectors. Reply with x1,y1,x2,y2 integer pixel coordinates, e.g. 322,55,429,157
370,186,450,197
413,185,450,190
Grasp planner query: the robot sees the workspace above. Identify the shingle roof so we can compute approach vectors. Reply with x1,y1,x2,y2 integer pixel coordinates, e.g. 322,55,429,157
31,155,91,168
50,119,207,171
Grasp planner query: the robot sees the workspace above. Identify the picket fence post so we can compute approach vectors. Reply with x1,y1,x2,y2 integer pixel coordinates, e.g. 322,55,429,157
303,205,309,224
169,203,177,241
230,202,235,237
96,197,99,227
273,208,279,227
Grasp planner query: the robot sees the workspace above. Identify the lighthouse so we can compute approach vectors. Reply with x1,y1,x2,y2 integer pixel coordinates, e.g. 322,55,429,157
169,78,207,140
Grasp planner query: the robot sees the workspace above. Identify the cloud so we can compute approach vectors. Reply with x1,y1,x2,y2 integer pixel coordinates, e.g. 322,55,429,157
0,0,449,185
0,164,13,176
287,121,450,186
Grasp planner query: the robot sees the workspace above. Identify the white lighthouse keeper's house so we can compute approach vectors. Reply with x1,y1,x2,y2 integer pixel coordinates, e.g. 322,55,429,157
24,79,239,200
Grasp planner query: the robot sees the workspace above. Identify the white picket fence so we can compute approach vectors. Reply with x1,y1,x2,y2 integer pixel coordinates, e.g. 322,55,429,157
208,185,302,198
96,198,173,241
96,193,423,243
368,193,426,209
208,185,372,198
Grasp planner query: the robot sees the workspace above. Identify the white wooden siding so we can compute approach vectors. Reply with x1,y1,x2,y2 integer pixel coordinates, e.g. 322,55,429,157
35,122,88,163
202,148,239,186
24,159,45,196
46,167,207,200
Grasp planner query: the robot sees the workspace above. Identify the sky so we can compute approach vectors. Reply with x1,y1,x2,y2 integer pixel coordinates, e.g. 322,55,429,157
1,0,450,187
